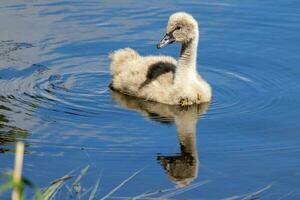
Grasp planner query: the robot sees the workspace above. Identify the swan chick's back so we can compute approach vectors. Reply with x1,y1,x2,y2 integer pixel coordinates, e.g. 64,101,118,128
110,48,178,104
110,48,140,77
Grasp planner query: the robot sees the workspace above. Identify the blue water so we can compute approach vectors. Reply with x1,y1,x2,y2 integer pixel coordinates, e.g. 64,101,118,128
1,0,300,199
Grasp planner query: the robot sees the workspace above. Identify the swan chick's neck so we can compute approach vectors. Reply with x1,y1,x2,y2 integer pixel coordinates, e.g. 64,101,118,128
175,35,199,85
179,39,197,67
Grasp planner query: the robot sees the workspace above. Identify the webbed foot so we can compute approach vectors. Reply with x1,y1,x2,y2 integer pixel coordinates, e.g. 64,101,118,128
179,97,191,107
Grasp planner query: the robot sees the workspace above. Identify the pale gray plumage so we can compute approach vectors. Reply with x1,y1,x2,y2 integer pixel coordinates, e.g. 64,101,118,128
109,12,212,105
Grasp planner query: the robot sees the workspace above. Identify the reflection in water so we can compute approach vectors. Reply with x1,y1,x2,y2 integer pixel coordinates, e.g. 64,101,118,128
1,1,299,198
111,90,209,187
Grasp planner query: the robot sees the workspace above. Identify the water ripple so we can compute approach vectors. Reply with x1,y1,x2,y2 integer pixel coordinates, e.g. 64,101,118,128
203,63,285,119
0,64,115,121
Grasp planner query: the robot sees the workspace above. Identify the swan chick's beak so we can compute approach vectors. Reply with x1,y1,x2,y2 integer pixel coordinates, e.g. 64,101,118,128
157,33,175,49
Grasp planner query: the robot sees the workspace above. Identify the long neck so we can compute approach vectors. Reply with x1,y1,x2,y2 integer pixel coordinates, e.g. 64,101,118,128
175,33,199,84
174,113,198,155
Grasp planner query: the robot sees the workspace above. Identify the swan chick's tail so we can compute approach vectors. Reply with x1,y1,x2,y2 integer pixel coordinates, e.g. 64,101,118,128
109,48,140,76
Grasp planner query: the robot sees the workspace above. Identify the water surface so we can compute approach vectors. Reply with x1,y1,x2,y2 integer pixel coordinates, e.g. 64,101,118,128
1,0,300,199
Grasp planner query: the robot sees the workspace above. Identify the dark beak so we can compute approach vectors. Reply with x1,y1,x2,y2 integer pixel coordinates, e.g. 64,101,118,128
157,33,175,49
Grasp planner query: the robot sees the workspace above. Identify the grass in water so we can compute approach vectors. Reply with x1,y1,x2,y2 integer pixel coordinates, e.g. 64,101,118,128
0,142,144,200
0,142,272,200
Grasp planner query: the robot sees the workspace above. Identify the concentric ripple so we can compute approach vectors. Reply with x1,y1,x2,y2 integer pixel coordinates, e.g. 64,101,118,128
202,62,286,119
0,65,119,123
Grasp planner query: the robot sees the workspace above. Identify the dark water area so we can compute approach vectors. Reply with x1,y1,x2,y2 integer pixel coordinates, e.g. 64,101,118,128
1,0,300,199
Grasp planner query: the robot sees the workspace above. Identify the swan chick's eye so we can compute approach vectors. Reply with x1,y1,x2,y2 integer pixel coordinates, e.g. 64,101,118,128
175,26,181,30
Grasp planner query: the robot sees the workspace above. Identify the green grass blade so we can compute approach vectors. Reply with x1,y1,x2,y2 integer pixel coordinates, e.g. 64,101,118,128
223,184,272,200
88,176,101,200
0,180,13,193
241,184,272,200
42,175,72,200
72,165,90,193
100,168,143,200
34,188,43,200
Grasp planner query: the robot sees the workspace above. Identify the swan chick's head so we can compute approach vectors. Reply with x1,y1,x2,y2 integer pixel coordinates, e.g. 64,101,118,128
157,12,198,49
